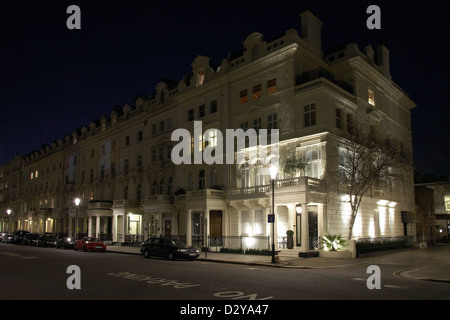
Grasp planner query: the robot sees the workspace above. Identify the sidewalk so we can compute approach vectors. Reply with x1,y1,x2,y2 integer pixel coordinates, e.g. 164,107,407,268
106,243,450,283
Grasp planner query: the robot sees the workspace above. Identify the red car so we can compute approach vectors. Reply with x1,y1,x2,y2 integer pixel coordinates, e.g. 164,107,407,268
74,237,106,252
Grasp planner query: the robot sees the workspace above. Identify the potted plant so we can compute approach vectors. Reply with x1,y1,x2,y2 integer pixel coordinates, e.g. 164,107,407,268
286,230,294,249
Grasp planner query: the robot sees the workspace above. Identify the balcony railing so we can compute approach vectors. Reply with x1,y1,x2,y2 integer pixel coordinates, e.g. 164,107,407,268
228,176,325,199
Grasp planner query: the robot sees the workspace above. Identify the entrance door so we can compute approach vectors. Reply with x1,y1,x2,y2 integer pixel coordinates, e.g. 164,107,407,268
164,219,172,237
296,213,301,246
209,211,222,246
308,211,318,249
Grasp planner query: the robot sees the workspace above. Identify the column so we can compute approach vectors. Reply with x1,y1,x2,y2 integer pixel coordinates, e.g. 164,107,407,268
88,217,93,237
317,203,325,249
122,213,127,243
186,210,192,246
300,203,309,252
96,216,100,239
204,210,209,248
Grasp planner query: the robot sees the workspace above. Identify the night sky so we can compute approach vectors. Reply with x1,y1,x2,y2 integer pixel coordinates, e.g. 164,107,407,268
1,1,448,178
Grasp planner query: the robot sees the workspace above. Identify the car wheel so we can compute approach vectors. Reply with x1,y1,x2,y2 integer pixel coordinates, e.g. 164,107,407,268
143,249,150,259
83,245,87,252
167,251,174,260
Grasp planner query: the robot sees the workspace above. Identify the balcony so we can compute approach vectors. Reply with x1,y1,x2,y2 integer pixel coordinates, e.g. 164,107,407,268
295,68,354,96
228,176,326,201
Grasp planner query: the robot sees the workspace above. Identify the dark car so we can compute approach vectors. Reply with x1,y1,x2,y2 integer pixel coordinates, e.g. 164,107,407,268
22,233,39,246
36,234,58,247
12,230,30,244
140,237,200,261
56,236,75,249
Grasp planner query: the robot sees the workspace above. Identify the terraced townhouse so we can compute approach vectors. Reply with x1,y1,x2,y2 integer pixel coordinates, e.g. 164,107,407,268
0,11,416,256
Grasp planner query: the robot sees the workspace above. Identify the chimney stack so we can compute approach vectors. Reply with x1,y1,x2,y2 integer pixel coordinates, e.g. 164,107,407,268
376,41,391,79
300,10,323,53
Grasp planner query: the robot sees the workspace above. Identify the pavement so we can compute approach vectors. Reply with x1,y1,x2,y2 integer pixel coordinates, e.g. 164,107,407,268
106,243,450,283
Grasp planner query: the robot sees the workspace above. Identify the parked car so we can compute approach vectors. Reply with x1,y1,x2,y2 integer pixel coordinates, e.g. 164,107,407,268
140,237,200,261
22,233,39,246
12,230,30,244
1,232,13,243
74,237,106,252
36,234,58,247
56,236,75,249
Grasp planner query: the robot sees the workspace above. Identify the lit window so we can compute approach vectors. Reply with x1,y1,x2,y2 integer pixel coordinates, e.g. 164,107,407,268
368,89,375,106
197,71,205,86
240,90,248,104
445,195,450,212
253,84,262,100
31,172,34,180
267,78,277,94
209,130,218,147
35,170,39,179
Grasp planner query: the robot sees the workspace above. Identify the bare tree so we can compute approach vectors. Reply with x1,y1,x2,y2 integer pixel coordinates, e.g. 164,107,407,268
328,118,413,240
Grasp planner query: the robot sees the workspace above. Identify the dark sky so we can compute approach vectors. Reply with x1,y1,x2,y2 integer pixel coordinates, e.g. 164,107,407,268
1,1,448,177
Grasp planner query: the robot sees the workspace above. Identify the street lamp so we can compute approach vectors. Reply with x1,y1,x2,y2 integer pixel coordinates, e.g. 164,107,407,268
74,198,80,239
269,165,278,263
6,209,11,233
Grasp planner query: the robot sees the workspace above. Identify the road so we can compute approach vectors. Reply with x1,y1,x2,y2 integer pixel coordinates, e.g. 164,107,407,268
1,243,449,304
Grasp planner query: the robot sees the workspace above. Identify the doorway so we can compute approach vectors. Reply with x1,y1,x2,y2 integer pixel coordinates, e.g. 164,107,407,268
295,209,319,249
209,210,223,246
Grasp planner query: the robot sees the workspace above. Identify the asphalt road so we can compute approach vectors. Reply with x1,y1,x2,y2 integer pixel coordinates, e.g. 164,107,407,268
1,243,449,305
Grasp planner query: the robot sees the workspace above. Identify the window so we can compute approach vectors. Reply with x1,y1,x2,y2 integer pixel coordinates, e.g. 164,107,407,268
210,168,218,187
336,108,342,129
268,114,277,131
137,154,143,170
368,88,375,106
253,118,262,133
198,170,205,189
159,121,165,132
137,183,142,200
241,211,251,235
253,84,262,100
188,109,194,121
124,186,128,199
199,105,206,118
210,100,217,114
347,113,354,134
445,195,450,212
267,78,277,94
138,131,143,141
125,136,130,145
306,149,320,178
197,71,205,86
124,159,129,174
304,103,316,127
240,121,249,130
151,148,157,162
240,90,248,104
208,130,218,148
159,178,164,194
159,146,164,161
152,180,157,195
167,176,173,195
254,209,264,235
152,123,158,135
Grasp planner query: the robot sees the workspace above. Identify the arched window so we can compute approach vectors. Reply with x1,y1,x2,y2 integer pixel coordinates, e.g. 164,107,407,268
198,170,205,189
306,150,320,179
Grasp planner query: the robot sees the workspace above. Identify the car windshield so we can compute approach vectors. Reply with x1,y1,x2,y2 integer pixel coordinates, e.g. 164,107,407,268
85,237,98,241
167,239,185,246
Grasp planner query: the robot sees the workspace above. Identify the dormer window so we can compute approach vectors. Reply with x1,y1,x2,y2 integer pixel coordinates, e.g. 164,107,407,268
197,71,205,86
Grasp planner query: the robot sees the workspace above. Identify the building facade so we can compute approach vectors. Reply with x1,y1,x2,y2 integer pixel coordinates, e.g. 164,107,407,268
0,11,416,254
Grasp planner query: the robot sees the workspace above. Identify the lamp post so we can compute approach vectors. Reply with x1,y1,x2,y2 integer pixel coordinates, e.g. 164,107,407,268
74,198,80,239
269,165,278,263
6,209,11,233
